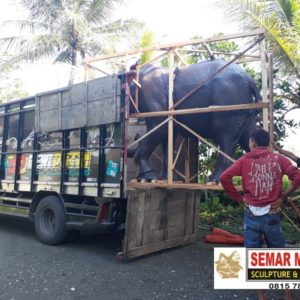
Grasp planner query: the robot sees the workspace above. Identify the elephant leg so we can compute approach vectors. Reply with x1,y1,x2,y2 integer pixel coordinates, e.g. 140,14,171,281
134,128,167,180
208,139,236,183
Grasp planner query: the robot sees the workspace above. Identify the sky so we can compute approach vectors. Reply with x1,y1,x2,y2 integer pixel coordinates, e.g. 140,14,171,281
0,0,236,92
0,0,299,154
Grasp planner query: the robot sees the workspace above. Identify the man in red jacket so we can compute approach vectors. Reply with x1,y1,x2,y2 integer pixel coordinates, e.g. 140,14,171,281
220,129,300,300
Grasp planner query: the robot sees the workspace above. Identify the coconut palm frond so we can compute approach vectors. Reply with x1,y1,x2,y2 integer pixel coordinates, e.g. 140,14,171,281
54,49,73,64
218,0,300,76
84,0,122,25
20,0,63,22
0,33,63,70
1,19,49,33
0,0,142,82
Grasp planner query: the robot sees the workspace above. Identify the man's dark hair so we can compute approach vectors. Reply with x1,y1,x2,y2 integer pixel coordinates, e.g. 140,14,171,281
250,128,270,147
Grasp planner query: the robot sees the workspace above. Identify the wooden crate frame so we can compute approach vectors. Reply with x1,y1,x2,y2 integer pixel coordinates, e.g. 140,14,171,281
84,29,274,190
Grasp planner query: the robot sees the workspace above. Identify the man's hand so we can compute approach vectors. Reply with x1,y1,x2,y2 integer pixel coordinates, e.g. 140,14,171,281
270,196,286,213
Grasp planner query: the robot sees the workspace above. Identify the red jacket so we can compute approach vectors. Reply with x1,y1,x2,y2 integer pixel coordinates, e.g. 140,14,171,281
220,147,300,206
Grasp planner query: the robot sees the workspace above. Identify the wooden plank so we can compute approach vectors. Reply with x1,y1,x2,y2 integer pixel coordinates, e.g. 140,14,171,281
260,39,268,131
140,51,168,68
184,138,190,183
124,234,198,259
127,181,243,191
174,49,188,66
178,48,260,59
173,118,236,163
168,50,174,184
184,190,195,235
204,43,215,59
193,191,200,234
131,102,269,118
134,62,140,112
171,36,264,110
85,30,265,63
86,63,111,76
172,138,185,169
123,189,201,260
267,53,274,144
126,191,147,249
127,117,170,149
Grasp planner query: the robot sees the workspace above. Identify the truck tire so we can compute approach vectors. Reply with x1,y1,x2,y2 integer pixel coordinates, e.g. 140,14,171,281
34,196,67,245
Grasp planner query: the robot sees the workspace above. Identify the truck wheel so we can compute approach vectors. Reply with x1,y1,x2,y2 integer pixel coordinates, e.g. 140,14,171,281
34,196,67,245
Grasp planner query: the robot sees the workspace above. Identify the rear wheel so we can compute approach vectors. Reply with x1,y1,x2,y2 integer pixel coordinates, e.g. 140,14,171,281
34,196,67,245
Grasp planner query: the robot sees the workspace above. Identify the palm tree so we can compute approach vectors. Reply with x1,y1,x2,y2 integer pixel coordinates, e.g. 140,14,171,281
218,0,300,76
0,0,142,84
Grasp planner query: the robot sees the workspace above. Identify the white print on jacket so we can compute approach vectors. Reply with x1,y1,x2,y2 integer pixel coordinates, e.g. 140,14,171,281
248,156,282,197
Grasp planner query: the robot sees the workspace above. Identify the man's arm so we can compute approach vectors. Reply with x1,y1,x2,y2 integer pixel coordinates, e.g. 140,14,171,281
220,159,243,203
271,156,300,210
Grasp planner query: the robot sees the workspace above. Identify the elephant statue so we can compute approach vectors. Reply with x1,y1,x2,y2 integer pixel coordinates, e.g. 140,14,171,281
130,59,260,182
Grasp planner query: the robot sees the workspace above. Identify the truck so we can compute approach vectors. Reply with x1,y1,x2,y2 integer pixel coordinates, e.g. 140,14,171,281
0,73,199,259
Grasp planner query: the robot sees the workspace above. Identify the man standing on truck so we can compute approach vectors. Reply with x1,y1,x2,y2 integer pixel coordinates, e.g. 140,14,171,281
220,128,300,300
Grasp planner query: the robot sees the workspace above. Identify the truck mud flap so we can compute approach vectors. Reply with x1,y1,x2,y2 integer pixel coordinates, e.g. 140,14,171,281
122,188,200,260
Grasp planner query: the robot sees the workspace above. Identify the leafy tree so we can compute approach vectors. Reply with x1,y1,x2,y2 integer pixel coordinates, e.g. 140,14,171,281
0,52,28,102
0,73,28,103
217,0,300,77
0,0,143,84
185,35,239,64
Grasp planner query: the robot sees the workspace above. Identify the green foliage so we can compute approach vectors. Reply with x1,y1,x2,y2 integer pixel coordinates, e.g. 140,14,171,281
0,59,28,102
217,0,300,77
199,192,244,233
139,31,155,65
186,35,239,64
282,175,292,191
199,186,299,240
198,142,218,183
0,0,143,82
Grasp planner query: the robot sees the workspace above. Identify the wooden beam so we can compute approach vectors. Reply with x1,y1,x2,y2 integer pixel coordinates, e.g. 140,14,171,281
127,117,170,149
173,118,236,163
131,102,268,119
260,39,268,131
267,53,274,145
174,49,188,66
171,36,264,110
168,50,174,184
140,51,169,68
189,171,201,183
128,94,139,114
134,62,140,112
172,138,185,170
127,181,243,191
204,43,214,59
288,198,300,220
174,169,186,181
184,138,190,183
178,48,260,59
84,30,265,63
282,210,300,232
85,63,111,76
